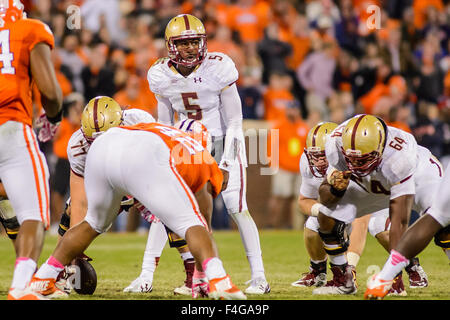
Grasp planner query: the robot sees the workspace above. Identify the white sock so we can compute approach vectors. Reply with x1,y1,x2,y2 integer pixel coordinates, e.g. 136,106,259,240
141,221,167,280
329,253,348,265
230,210,265,280
347,251,360,267
203,257,227,280
34,258,64,280
378,250,409,280
11,258,37,290
180,252,194,261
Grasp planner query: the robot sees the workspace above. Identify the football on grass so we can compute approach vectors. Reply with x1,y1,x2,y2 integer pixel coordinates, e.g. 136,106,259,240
71,257,97,295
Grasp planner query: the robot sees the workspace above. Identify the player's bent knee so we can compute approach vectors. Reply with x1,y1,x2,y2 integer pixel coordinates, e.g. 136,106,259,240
434,225,450,249
164,225,188,249
318,220,350,255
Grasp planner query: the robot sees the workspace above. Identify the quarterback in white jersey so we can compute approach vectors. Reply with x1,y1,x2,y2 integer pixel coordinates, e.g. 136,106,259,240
315,114,442,295
147,14,269,295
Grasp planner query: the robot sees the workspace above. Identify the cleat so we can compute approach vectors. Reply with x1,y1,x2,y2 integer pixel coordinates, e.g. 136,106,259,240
313,265,357,295
291,269,327,287
387,273,407,296
55,265,77,295
173,284,192,296
208,275,247,300
29,276,69,298
405,258,428,288
7,287,48,300
123,276,153,293
173,258,194,295
244,277,270,294
364,273,393,300
192,277,209,298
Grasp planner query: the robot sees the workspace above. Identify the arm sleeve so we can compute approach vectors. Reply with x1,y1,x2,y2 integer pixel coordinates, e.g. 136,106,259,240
156,95,174,125
28,20,55,51
219,83,244,170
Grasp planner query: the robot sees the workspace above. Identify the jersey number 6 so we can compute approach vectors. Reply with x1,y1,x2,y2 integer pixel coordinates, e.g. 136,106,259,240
181,92,202,120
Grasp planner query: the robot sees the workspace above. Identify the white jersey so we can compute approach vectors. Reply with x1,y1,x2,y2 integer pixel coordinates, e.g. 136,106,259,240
323,119,443,222
299,152,324,199
67,108,155,177
147,52,238,138
326,120,419,200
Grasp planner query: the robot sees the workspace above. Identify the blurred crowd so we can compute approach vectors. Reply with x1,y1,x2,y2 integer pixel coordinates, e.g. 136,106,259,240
18,0,450,231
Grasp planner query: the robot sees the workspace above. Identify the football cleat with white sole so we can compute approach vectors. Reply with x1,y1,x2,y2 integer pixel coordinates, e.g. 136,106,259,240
405,258,428,288
312,265,357,295
244,277,270,294
7,287,49,300
208,275,247,300
364,273,393,300
123,276,153,293
387,273,407,297
173,284,192,296
29,276,69,298
291,269,327,287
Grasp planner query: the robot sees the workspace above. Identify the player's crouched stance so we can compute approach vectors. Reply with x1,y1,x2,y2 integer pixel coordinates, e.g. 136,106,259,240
27,123,246,300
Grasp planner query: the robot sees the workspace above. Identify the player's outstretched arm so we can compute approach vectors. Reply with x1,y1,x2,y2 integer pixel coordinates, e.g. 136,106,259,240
30,43,62,118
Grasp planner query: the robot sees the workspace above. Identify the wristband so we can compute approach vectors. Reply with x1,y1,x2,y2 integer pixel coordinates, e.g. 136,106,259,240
330,185,346,197
310,203,324,217
47,108,63,124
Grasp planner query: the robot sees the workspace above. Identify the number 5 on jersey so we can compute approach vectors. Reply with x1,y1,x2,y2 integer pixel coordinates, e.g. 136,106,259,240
181,92,202,120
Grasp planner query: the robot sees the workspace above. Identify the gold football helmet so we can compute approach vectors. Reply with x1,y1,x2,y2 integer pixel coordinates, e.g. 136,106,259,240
81,96,123,143
305,122,338,177
341,114,386,177
165,14,207,67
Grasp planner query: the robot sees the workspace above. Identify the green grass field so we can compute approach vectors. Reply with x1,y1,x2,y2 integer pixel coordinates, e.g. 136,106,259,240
0,229,448,300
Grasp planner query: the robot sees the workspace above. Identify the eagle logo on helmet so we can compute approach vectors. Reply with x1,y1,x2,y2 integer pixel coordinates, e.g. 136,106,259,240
165,14,207,67
174,119,212,153
341,114,387,177
305,122,338,177
81,96,123,143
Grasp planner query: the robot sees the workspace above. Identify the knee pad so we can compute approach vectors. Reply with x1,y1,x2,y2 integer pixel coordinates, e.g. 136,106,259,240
164,225,187,249
318,220,350,255
0,200,19,239
0,216,20,239
58,203,71,237
434,225,450,249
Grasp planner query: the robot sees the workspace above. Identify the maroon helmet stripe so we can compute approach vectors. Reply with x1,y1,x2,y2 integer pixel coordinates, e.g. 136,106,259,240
311,124,321,147
183,15,190,30
93,97,100,132
351,115,366,150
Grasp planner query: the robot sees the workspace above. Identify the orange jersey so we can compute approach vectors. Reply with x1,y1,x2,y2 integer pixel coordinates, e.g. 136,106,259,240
0,18,54,127
120,123,223,197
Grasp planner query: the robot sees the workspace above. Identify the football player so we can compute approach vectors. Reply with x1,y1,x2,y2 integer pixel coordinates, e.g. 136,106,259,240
291,123,427,295
124,119,216,297
147,14,269,294
28,122,246,300
365,162,450,299
0,0,63,300
313,114,443,295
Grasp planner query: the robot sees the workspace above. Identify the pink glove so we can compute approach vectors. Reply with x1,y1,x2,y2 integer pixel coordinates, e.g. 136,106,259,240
36,113,60,143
